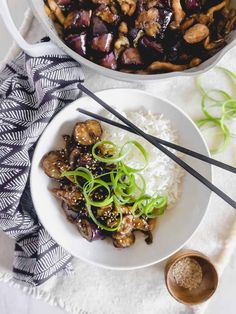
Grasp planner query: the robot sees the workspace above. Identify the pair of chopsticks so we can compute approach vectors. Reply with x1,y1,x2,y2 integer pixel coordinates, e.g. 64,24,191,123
77,83,236,209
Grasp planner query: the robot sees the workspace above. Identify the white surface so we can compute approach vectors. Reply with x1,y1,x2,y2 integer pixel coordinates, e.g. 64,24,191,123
0,2,236,314
31,90,211,269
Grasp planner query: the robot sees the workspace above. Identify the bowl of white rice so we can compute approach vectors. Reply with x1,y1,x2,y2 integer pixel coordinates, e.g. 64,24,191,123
31,88,212,269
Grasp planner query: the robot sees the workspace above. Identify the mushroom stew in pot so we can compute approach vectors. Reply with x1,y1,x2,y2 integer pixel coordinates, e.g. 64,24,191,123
44,0,236,74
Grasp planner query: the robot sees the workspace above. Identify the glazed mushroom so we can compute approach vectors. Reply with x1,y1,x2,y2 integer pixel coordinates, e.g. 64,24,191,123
73,120,103,145
148,57,201,72
41,151,69,179
180,17,195,31
135,8,160,37
148,61,188,72
114,35,130,57
118,21,128,34
47,0,65,25
225,15,236,35
183,23,210,44
207,1,227,20
44,4,56,21
133,217,150,231
112,232,135,248
117,0,137,16
118,215,134,235
170,0,186,29
96,4,119,23
203,37,225,50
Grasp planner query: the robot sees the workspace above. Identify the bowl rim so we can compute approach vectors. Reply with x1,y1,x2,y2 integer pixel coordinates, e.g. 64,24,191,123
27,0,236,81
30,88,213,270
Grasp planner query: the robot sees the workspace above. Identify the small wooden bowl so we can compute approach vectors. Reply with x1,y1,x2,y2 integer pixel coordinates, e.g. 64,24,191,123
165,250,218,305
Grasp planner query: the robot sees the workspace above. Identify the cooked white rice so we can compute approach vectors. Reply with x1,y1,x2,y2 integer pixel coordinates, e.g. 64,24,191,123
102,110,184,209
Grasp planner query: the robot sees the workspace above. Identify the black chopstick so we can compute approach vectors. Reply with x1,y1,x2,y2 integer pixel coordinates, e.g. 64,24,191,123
77,108,236,174
77,83,236,209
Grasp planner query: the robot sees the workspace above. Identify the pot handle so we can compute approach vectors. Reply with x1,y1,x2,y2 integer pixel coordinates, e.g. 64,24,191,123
0,0,63,57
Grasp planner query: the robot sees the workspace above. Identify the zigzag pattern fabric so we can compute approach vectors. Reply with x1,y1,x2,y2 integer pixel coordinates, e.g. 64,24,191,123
0,51,84,285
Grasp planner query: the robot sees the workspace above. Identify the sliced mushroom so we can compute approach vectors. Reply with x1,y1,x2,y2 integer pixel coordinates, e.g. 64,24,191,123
118,215,134,235
44,4,56,21
92,0,113,4
133,217,150,231
119,21,129,34
180,17,195,31
225,15,236,35
112,232,135,248
52,187,84,207
114,35,130,57
135,8,160,37
183,23,209,44
147,0,159,9
203,36,225,50
148,61,188,72
47,0,65,24
96,4,119,23
41,151,69,179
117,0,137,16
170,0,186,29
207,1,226,20
195,13,211,25
73,120,103,145
189,57,201,67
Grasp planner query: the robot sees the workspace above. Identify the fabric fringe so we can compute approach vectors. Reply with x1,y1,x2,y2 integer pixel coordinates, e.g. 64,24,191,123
0,271,89,314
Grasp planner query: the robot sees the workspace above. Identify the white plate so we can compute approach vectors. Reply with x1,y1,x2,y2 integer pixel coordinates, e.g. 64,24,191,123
30,89,212,270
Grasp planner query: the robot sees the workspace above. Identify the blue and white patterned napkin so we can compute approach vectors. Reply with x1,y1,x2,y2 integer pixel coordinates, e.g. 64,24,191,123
0,45,84,286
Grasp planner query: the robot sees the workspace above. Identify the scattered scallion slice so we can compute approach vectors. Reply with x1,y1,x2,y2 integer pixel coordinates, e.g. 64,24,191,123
196,67,236,154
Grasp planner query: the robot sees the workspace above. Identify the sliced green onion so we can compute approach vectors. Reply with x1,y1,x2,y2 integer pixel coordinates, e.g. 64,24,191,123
120,141,148,173
217,67,236,83
83,179,113,207
196,67,236,154
61,167,94,188
92,140,131,163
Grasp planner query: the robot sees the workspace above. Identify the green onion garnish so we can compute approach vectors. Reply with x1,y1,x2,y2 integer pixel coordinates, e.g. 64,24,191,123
61,140,167,231
196,67,236,154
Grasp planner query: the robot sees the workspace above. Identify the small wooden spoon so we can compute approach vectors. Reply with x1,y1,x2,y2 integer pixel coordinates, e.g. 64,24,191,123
165,250,218,305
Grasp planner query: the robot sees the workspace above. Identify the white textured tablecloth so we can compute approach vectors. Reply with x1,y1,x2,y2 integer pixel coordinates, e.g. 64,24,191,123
1,9,236,314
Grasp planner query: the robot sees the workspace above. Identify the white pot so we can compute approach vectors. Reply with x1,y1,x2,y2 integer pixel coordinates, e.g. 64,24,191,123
1,0,236,81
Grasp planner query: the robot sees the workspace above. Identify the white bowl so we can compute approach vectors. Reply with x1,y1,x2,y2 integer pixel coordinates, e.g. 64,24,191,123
30,89,212,269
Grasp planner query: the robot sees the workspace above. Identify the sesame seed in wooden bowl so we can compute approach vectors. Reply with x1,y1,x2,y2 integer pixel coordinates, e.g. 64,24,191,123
165,250,218,305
